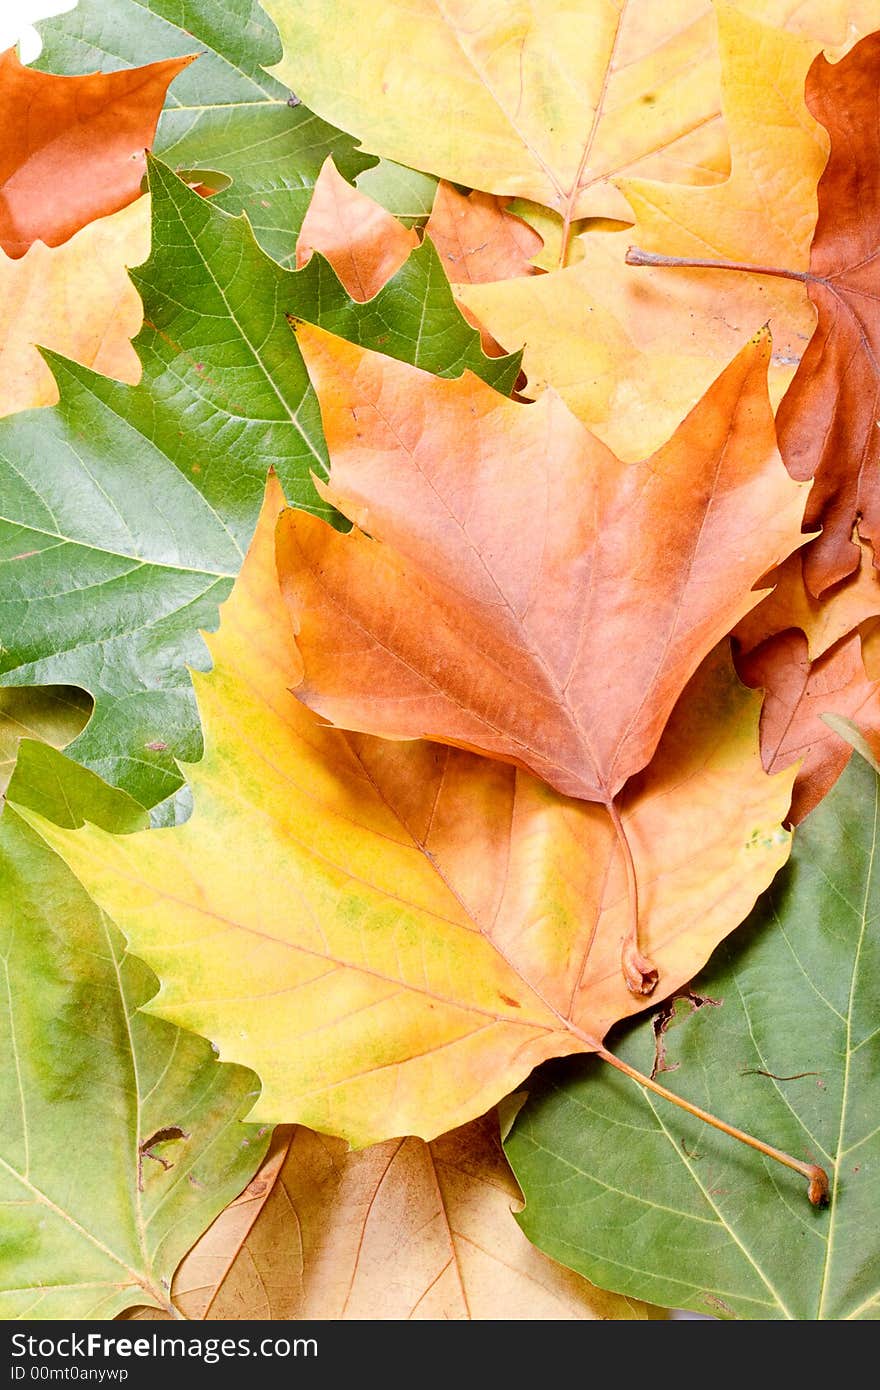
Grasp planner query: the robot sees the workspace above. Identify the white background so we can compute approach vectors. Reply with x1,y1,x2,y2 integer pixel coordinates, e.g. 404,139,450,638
0,0,78,62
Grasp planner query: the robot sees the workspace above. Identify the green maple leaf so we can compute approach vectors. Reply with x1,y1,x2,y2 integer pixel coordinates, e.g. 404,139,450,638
505,750,880,1321
0,159,517,819
0,746,268,1320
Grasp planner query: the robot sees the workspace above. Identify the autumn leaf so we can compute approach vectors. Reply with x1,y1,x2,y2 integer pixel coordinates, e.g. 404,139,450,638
283,326,804,803
738,629,880,824
135,1117,658,1320
297,157,419,301
0,198,146,417
505,748,880,1319
735,531,880,661
774,33,880,594
0,777,268,1320
15,473,795,1146
34,0,374,266
0,159,516,816
280,322,809,988
0,47,192,258
264,0,869,266
459,5,827,460
425,181,543,286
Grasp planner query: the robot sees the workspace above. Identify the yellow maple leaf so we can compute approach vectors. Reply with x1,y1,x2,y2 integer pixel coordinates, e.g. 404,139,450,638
458,4,826,458
264,0,870,267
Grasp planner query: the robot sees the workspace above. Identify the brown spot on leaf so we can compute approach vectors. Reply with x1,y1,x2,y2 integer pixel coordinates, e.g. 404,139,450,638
703,1294,736,1317
138,1126,189,1190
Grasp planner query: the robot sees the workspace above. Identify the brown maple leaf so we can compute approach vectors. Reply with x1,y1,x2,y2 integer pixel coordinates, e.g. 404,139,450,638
277,323,808,994
735,530,880,663
773,32,880,595
425,182,543,285
0,48,193,258
738,627,880,824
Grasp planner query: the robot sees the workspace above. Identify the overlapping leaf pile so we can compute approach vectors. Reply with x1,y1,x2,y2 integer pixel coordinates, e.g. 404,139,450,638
2,0,879,1322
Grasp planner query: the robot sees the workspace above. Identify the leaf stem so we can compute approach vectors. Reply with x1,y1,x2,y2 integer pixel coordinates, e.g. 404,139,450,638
596,1044,830,1206
606,797,658,996
625,246,811,283
558,207,576,270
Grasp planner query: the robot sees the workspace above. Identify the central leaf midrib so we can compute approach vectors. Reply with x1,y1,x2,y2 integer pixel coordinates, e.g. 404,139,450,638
141,167,328,481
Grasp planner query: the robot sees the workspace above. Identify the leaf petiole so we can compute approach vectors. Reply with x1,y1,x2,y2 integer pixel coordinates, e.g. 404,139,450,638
606,797,658,996
596,1044,830,1206
625,245,811,284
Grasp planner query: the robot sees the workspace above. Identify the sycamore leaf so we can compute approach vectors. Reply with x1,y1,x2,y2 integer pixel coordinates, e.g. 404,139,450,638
136,1117,659,1321
296,158,419,302
775,33,880,594
505,749,880,1319
738,629,880,825
0,159,515,816
34,0,374,265
0,47,192,258
16,476,795,1144
735,532,880,662
425,182,543,286
0,199,146,417
263,0,871,252
0,686,91,795
459,5,825,460
0,792,268,1319
279,325,807,806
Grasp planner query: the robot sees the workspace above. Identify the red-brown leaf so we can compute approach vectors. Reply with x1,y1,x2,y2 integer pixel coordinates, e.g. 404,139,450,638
776,32,880,594
739,628,880,824
295,156,418,301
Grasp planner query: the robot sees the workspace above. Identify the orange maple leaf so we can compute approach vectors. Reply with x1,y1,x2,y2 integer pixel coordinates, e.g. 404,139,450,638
0,48,193,258
278,324,809,991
